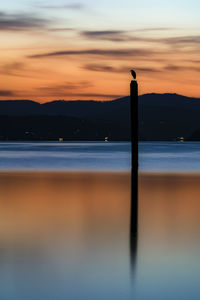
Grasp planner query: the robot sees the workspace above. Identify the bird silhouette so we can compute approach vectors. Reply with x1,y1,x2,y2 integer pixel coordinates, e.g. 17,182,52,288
130,69,136,80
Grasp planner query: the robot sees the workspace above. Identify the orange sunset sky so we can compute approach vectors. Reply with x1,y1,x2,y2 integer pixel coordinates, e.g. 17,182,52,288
1,0,200,102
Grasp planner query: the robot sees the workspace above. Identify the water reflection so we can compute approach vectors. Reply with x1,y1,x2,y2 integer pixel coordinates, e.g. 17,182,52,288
1,171,200,300
137,173,200,300
130,235,138,279
0,171,131,300
130,180,138,278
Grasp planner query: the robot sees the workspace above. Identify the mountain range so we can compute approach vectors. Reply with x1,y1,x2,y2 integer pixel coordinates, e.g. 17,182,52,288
0,93,200,141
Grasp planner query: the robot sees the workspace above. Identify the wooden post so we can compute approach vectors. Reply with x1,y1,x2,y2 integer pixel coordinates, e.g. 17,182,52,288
130,80,138,236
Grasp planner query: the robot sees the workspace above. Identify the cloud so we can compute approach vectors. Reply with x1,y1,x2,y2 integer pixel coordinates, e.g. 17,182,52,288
80,29,178,43
82,64,161,74
165,36,200,45
187,60,200,64
84,62,200,75
80,30,128,42
28,48,158,59
0,90,15,96
157,36,200,50
35,81,121,99
34,3,85,10
37,81,92,93
164,64,200,72
83,64,121,72
136,67,162,73
82,30,124,37
73,93,122,99
80,30,157,43
0,61,51,79
135,27,175,32
47,27,74,32
83,63,200,75
0,62,27,77
141,35,200,48
0,11,49,31
79,29,200,51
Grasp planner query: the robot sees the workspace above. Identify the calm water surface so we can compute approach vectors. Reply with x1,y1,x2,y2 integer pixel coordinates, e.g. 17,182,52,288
0,141,200,299
140,141,200,171
0,142,130,171
0,173,200,300
1,141,200,171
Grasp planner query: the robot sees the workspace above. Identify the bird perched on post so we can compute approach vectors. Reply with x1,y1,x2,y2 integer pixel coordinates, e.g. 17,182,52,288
130,69,136,80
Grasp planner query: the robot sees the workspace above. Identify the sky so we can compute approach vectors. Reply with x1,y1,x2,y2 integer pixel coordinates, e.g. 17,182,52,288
0,0,200,101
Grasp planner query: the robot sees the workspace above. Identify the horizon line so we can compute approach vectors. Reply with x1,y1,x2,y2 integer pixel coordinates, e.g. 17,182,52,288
0,92,200,104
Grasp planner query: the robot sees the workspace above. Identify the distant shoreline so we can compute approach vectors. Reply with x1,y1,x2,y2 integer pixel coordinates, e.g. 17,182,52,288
0,170,200,176
0,139,200,142
1,93,200,141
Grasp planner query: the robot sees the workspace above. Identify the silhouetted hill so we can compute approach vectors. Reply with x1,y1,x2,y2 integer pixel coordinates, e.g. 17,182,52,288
1,93,200,140
138,93,200,140
0,98,130,141
0,98,129,119
0,100,42,115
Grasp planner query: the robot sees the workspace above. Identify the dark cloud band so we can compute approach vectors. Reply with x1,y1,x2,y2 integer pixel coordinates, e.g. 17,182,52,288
29,48,157,58
0,90,15,96
0,11,49,31
83,64,161,74
34,3,84,10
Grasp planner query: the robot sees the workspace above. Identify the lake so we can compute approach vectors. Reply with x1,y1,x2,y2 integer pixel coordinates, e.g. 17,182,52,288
0,141,200,300
0,141,131,171
1,141,200,171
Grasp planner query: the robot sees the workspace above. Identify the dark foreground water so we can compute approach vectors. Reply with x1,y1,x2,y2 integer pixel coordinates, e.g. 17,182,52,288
1,141,200,171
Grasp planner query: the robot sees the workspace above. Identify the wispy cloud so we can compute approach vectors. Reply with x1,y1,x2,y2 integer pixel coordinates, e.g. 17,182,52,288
72,93,122,99
34,3,85,10
80,29,176,43
136,67,162,73
135,27,175,32
162,35,200,47
80,30,155,43
0,11,49,31
37,81,92,93
164,64,200,72
79,29,200,51
28,48,158,59
36,82,120,99
0,62,27,77
83,64,122,72
80,30,128,42
0,61,53,79
83,63,200,75
47,27,74,32
0,90,16,96
82,64,161,74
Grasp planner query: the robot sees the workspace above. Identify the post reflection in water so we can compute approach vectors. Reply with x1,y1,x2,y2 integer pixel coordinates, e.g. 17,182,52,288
130,233,138,279
129,73,139,280
129,182,138,282
129,240,137,300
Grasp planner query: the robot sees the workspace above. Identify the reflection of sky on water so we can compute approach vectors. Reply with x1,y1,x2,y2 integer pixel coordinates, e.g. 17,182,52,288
139,141,200,171
133,174,200,300
0,172,131,300
0,171,200,299
1,141,200,171
0,142,131,171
